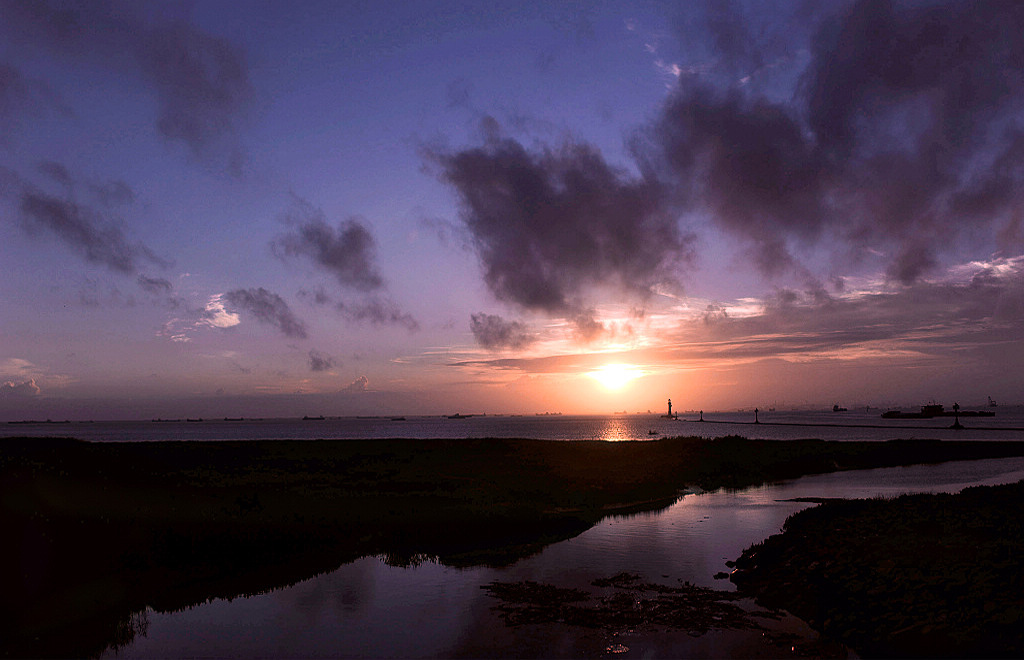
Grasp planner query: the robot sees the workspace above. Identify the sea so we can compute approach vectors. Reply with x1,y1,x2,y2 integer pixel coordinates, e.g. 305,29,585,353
5,404,1024,443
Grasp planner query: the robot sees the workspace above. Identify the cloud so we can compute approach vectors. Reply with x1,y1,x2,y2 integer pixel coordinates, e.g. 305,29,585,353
431,120,694,314
278,198,420,331
650,0,1024,283
571,310,607,343
0,378,40,398
308,350,335,372
2,163,175,295
201,294,242,329
337,298,419,331
0,59,67,139
453,256,1024,381
343,375,369,392
137,275,174,296
470,313,536,351
137,20,252,159
37,160,72,186
0,61,29,120
18,185,162,275
223,288,308,339
0,1,251,162
274,199,385,292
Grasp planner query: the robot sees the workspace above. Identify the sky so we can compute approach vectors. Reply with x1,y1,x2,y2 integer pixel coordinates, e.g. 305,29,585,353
2,0,1024,421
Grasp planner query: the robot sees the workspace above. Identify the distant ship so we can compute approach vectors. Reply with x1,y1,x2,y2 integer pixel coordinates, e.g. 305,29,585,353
989,396,998,407
881,404,994,419
833,404,848,412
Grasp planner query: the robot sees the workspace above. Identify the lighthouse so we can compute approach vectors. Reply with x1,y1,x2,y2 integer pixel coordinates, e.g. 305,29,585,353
661,399,677,419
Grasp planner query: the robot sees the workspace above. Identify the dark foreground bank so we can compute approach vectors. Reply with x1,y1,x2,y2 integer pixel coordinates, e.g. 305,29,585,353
5,435,1024,657
731,480,1024,658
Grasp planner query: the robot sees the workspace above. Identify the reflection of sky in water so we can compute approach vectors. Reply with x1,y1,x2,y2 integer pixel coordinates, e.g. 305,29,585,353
106,457,1024,659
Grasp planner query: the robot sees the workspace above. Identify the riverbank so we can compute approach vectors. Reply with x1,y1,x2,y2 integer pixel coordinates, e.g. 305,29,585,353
6,435,1024,657
730,479,1024,657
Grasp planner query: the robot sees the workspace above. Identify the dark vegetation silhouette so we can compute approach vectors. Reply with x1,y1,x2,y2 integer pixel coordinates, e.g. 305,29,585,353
731,480,1024,658
5,435,1024,657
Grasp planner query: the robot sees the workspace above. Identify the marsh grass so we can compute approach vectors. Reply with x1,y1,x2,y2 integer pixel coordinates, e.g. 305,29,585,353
731,480,1024,657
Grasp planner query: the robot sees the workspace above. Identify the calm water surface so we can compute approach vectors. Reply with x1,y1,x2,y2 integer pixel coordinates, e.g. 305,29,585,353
7,406,1024,443
104,456,1024,659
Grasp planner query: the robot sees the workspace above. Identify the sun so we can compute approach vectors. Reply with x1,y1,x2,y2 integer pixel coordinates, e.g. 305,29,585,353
589,364,643,391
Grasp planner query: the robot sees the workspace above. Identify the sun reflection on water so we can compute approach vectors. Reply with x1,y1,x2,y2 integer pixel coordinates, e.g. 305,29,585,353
598,417,631,441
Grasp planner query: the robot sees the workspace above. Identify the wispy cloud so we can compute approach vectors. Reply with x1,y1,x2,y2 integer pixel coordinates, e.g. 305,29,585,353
1,1,251,167
16,178,164,276
2,163,182,310
337,297,419,331
223,288,308,339
277,196,419,330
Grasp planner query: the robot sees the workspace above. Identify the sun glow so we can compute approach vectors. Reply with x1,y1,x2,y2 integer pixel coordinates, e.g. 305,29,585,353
589,364,644,391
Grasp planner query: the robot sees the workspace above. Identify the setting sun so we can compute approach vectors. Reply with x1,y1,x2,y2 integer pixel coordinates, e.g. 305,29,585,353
589,364,644,391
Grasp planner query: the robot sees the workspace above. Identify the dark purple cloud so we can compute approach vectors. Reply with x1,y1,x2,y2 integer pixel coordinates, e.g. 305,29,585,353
469,313,535,351
308,350,335,372
337,298,419,331
274,202,385,292
0,61,28,116
277,198,419,330
223,288,308,339
18,187,160,275
137,275,173,296
137,21,251,157
0,60,68,138
432,123,694,314
0,0,251,161
650,0,1024,284
36,160,71,186
3,164,172,290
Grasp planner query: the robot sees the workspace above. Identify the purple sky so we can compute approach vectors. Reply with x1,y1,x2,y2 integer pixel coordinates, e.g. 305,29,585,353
2,0,1024,420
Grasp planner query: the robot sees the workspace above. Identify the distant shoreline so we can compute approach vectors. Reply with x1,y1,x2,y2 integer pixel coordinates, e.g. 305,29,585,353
682,417,1024,432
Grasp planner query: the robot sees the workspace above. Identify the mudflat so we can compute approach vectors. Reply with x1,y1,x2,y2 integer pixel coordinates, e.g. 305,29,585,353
5,435,1024,657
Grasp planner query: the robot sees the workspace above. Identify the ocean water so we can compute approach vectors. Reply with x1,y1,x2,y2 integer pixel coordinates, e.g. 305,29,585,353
5,405,1024,443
